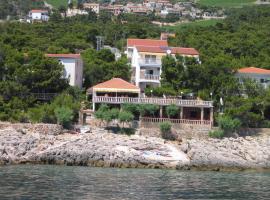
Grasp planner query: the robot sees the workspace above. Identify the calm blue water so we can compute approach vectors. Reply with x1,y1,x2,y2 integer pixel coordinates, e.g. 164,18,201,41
0,165,269,199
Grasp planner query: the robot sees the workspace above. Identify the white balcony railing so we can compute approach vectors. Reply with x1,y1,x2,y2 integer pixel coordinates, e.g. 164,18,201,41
93,96,213,107
140,117,213,126
140,74,160,81
138,59,162,66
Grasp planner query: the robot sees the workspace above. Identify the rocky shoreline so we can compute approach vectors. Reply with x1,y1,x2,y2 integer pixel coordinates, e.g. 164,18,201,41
0,123,269,171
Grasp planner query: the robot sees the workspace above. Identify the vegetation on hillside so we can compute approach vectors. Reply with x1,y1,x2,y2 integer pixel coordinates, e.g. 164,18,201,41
198,0,256,8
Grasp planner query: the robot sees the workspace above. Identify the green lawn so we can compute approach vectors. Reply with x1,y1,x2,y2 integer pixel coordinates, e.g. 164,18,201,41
198,0,256,8
46,0,77,8
162,19,223,31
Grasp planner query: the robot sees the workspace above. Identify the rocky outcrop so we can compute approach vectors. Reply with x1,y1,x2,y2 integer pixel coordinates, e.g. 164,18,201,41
180,136,270,170
0,125,189,169
0,123,270,171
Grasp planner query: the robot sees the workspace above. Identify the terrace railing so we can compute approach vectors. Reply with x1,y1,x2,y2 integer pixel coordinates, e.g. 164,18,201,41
140,117,212,126
93,96,213,107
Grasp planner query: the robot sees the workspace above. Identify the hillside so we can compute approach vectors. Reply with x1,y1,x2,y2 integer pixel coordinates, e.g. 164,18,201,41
198,0,256,8
46,0,76,8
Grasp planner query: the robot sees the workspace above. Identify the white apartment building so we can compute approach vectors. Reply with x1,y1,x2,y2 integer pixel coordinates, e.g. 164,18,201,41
28,10,49,22
236,67,270,89
127,39,199,92
46,54,83,88
83,3,100,14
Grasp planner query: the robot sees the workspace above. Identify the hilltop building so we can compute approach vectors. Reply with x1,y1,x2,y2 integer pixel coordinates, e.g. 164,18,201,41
46,54,83,88
28,10,49,23
83,3,100,14
236,67,270,89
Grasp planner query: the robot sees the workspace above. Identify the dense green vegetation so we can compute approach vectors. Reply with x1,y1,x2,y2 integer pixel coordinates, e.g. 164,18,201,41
46,0,73,8
0,0,44,19
198,0,256,8
163,19,223,32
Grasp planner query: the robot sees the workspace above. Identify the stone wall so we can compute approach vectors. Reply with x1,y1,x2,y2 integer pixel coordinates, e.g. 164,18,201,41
138,127,209,140
0,122,62,135
140,121,211,131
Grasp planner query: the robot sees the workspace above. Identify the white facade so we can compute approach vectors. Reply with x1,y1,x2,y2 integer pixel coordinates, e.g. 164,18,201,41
129,47,199,92
29,10,49,22
46,54,83,88
83,3,100,14
236,71,270,89
131,48,161,92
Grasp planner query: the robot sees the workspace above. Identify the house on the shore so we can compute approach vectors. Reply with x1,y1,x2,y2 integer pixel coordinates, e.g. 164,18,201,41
236,67,270,89
83,78,213,129
126,38,199,92
28,10,49,23
46,54,83,88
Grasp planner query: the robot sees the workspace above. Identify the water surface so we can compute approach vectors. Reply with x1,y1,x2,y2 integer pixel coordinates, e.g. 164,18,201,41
0,165,269,199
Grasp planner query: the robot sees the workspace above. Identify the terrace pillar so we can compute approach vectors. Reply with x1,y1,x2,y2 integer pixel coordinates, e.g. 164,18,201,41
210,107,214,122
160,106,163,118
180,107,183,119
201,107,204,121
92,103,96,112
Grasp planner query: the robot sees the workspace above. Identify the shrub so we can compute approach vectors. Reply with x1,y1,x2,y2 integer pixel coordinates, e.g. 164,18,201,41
139,104,159,117
208,130,224,138
54,106,74,129
217,115,241,135
160,122,175,140
118,111,134,127
166,104,179,118
122,103,139,115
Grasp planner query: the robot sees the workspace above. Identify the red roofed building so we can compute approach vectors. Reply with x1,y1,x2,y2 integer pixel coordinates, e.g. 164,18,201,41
125,38,200,92
28,9,49,22
87,78,140,111
46,54,83,88
236,67,270,89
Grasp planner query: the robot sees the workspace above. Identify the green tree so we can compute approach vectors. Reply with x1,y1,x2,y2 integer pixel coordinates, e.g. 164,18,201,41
166,104,179,118
54,106,73,129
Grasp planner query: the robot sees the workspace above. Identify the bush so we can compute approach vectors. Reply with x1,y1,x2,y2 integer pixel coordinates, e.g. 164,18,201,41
139,104,159,117
208,130,224,138
122,103,140,115
217,115,241,135
166,104,179,118
54,106,74,129
160,122,175,140
118,111,134,124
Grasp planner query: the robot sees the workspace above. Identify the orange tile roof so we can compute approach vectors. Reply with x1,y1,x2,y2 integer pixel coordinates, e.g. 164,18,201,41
31,9,48,13
88,78,140,93
171,47,199,55
127,39,168,47
238,67,270,74
136,46,199,55
45,54,81,59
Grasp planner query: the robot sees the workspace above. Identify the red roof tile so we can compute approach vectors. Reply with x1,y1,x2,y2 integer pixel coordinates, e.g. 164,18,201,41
238,67,270,74
31,9,48,13
135,46,199,55
171,47,199,55
88,78,140,93
127,39,168,47
45,54,81,59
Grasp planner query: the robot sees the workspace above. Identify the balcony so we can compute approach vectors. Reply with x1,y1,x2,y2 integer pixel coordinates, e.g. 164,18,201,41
140,73,160,82
93,96,213,108
138,58,162,67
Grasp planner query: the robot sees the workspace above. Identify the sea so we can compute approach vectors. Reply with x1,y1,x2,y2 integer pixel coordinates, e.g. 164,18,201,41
0,165,269,199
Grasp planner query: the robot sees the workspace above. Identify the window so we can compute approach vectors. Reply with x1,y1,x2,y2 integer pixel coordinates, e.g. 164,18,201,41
260,79,265,83
145,55,156,64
